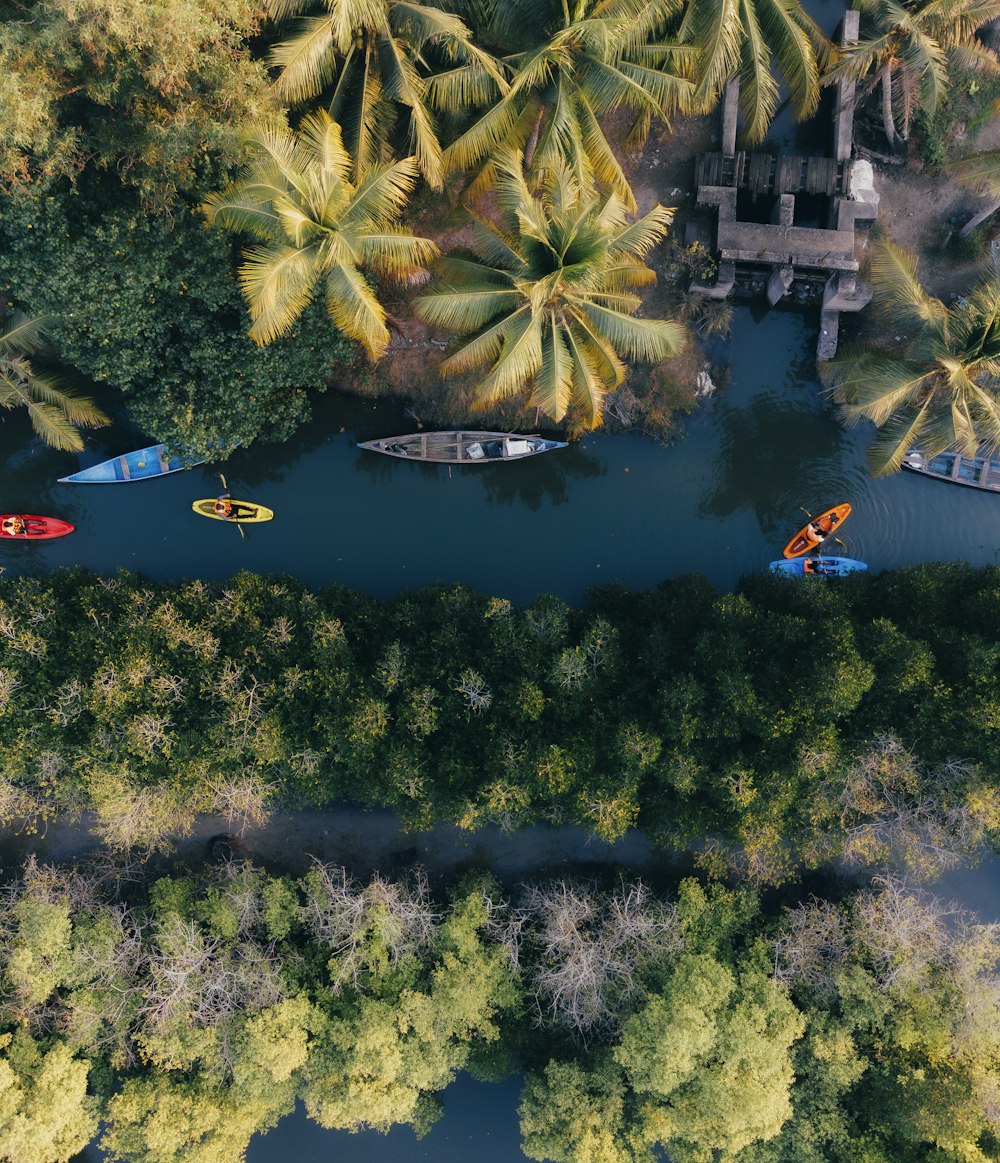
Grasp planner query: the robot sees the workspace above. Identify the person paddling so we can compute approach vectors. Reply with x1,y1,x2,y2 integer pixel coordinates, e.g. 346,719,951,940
214,493,234,520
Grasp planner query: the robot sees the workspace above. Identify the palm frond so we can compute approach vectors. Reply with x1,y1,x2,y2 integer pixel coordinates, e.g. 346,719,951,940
323,261,391,359
240,244,318,345
475,310,544,403
870,238,948,330
344,155,422,227
531,317,575,420
866,404,931,476
579,301,686,359
0,312,50,356
357,230,440,278
947,149,1000,197
416,284,520,331
269,16,340,106
439,306,533,374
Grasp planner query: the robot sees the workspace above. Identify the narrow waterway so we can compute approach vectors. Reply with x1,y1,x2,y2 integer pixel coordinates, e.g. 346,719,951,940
6,307,1000,599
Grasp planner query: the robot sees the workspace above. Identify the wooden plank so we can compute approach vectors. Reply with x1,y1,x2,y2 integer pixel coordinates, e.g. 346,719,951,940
805,157,837,194
774,155,801,193
119,456,131,481
747,152,772,195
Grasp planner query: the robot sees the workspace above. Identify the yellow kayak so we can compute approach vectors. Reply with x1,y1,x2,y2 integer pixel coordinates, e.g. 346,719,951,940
192,499,274,523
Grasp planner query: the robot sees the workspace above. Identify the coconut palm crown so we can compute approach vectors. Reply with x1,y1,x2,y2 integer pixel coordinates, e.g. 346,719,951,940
678,0,831,145
441,0,696,211
202,111,439,358
0,312,109,451
415,152,686,428
263,0,504,188
825,0,1000,150
829,238,1000,475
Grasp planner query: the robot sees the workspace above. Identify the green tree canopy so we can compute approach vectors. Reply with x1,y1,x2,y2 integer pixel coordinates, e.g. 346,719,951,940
415,153,685,428
0,179,343,455
0,0,280,201
615,954,805,1159
0,1034,98,1163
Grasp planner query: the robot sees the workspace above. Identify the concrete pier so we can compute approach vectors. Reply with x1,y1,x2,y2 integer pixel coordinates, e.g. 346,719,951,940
689,10,874,356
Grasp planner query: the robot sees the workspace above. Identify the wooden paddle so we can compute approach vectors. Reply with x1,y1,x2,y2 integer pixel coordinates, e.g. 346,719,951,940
219,473,245,540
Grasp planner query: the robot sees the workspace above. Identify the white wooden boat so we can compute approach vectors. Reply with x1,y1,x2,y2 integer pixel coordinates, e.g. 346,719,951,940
902,449,1000,492
358,431,568,464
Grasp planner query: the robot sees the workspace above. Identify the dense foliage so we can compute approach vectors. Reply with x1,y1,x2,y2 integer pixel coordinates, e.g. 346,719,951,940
0,857,996,1163
0,177,346,456
1,564,998,880
0,0,279,201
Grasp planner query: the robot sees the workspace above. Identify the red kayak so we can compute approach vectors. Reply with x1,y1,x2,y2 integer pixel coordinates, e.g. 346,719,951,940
0,514,75,540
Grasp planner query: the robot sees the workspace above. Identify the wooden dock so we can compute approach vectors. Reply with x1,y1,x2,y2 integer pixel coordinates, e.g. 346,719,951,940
694,152,853,198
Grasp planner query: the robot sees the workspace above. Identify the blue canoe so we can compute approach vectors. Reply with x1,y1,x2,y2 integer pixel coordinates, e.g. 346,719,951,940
58,444,205,484
770,556,868,578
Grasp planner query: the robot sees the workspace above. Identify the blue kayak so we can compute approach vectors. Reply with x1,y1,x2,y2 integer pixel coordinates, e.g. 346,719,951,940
58,444,205,484
770,556,868,577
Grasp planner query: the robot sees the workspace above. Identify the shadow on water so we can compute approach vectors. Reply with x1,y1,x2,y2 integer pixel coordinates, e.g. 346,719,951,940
699,390,850,533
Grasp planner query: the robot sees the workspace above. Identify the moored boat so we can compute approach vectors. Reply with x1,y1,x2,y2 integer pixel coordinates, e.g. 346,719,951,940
770,556,867,577
358,431,568,464
902,449,1000,492
192,499,274,523
0,514,75,540
782,503,852,559
58,444,205,484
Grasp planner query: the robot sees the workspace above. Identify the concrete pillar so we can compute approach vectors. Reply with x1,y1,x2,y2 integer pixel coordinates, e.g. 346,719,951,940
771,194,795,227
817,310,840,360
722,77,740,158
833,11,860,161
766,264,794,306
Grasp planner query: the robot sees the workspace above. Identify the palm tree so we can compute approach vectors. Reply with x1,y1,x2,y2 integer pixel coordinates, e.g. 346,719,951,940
441,0,696,211
677,0,830,145
825,0,1000,152
263,0,504,189
0,312,109,450
202,111,439,358
414,152,686,428
948,147,1000,236
828,238,1000,475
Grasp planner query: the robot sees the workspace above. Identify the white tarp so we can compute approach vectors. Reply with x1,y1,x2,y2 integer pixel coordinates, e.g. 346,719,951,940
466,442,486,459
504,439,533,457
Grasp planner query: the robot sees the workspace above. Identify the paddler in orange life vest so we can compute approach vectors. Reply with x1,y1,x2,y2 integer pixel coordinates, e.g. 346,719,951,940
214,494,234,520
2,515,27,536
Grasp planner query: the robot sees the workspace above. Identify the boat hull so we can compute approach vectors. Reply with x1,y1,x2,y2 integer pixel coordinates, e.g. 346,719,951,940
192,500,274,523
902,449,1000,491
358,431,568,464
782,503,852,559
770,556,867,577
59,444,205,483
1,515,75,540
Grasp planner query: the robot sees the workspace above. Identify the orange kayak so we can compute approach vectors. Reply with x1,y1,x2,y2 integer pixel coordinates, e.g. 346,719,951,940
782,503,851,559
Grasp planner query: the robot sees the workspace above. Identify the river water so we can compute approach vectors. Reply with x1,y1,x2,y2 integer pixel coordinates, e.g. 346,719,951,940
6,307,1000,600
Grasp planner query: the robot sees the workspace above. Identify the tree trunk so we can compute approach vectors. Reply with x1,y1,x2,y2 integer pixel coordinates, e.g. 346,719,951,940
960,199,1000,238
523,107,546,170
881,62,897,152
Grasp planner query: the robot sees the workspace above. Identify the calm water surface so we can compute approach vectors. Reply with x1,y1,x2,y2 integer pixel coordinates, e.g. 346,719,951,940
19,305,999,1163
6,308,1000,599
